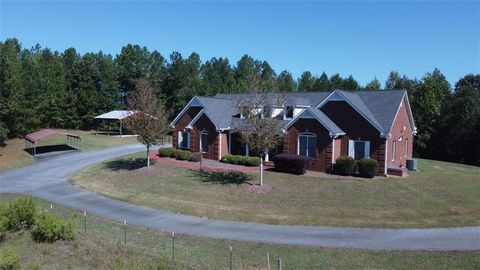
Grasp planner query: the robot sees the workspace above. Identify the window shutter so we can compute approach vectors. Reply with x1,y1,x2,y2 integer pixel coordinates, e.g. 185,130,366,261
178,131,183,147
348,140,354,158
364,141,370,159
187,132,191,149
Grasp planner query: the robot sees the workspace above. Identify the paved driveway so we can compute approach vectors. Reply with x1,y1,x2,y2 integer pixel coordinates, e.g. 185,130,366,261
0,144,479,251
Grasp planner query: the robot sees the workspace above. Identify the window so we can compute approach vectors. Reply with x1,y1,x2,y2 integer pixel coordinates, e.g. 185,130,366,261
284,106,294,120
177,131,190,149
348,140,370,160
200,131,209,153
298,132,317,158
392,140,396,161
404,139,408,158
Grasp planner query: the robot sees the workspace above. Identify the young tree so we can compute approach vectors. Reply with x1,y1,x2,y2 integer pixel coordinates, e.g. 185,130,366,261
364,77,381,90
124,79,170,167
234,88,285,186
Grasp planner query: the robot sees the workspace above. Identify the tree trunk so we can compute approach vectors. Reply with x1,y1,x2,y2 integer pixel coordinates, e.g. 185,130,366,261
147,145,150,167
260,155,264,186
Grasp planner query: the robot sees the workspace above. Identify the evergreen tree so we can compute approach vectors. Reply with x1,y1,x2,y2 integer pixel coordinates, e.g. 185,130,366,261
276,70,297,92
314,72,331,91
297,71,316,91
364,77,381,90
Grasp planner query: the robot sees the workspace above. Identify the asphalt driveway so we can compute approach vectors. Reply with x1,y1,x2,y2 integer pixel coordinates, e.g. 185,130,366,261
0,144,478,251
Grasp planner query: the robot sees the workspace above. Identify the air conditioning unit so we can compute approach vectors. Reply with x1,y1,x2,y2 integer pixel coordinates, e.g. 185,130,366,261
406,159,418,171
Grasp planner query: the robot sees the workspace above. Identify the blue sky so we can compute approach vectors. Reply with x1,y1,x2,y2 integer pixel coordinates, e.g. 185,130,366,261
1,1,479,86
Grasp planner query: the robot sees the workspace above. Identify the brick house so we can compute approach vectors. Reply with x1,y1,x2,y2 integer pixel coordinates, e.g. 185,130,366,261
170,90,416,176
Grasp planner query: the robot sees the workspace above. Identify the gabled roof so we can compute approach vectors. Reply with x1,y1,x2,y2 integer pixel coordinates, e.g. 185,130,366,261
175,89,415,137
171,96,238,130
355,90,410,134
95,110,136,120
283,107,345,137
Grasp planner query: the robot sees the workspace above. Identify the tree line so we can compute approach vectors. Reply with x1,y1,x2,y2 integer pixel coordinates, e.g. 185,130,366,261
0,38,478,165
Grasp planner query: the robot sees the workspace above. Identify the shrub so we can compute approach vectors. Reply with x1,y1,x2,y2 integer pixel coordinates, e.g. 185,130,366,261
334,156,356,176
158,147,174,157
273,154,313,175
228,155,241,165
175,150,191,161
0,123,7,146
32,212,76,242
220,154,234,163
245,157,261,167
4,197,39,231
357,158,378,178
0,204,6,236
0,246,20,270
188,152,202,162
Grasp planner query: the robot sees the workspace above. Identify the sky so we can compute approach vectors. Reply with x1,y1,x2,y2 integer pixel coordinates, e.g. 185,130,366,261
1,1,479,87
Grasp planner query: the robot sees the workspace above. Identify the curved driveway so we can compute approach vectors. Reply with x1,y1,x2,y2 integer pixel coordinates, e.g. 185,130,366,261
0,144,479,251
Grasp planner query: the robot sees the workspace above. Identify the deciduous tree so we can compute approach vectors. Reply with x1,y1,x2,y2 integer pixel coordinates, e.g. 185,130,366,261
123,79,170,167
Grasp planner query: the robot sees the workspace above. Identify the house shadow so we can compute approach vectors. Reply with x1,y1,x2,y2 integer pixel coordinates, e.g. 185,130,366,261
24,144,79,156
104,158,152,171
192,170,253,185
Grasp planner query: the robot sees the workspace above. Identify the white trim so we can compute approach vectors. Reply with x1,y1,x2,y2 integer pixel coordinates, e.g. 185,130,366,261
297,132,317,158
177,130,191,149
331,138,335,164
170,97,202,128
316,90,386,136
384,139,388,175
392,140,396,162
218,132,222,160
200,130,209,153
186,109,204,129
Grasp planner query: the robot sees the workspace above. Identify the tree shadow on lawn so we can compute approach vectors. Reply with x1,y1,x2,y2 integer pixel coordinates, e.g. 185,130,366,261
105,158,154,171
192,170,254,185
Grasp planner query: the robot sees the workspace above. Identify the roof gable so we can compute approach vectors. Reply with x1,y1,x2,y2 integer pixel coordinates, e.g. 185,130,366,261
283,107,345,137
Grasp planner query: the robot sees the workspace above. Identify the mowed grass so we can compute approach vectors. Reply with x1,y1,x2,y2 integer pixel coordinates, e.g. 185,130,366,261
0,194,479,270
0,129,158,172
72,153,480,228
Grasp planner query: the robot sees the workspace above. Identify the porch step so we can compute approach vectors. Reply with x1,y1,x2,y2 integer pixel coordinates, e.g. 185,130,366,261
387,166,408,177
263,161,275,167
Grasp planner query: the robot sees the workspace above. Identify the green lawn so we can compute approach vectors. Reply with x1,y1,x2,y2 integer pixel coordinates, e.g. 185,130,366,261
0,194,478,270
0,129,171,172
72,154,480,228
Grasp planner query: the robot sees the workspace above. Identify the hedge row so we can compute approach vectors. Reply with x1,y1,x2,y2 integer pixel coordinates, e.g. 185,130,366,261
159,147,193,161
333,156,378,178
273,154,313,175
220,154,261,167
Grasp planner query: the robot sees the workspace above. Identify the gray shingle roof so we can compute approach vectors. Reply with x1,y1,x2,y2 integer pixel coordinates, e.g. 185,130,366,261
355,90,407,134
195,96,238,130
186,89,410,135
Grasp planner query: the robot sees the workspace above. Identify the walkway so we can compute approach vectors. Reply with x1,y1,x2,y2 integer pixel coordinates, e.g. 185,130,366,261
0,144,479,251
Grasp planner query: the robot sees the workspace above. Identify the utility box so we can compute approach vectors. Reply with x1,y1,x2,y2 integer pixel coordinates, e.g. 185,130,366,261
406,159,418,171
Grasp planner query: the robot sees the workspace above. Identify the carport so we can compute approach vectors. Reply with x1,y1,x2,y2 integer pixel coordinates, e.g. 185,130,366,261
25,129,82,156
94,110,136,137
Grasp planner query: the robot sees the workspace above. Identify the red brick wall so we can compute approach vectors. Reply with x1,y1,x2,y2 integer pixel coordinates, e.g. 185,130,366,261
192,114,217,160
387,97,414,167
284,118,334,172
172,107,202,148
320,101,386,176
210,132,228,160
